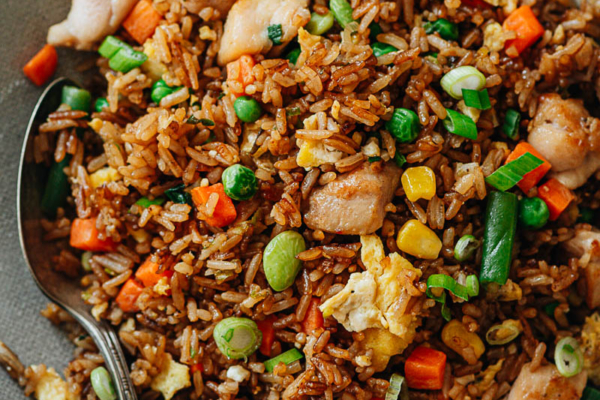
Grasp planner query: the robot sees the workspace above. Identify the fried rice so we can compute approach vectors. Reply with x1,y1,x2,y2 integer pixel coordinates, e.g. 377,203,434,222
5,0,600,399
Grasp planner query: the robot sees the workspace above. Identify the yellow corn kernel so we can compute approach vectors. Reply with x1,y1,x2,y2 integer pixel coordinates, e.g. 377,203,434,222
89,167,120,189
401,166,436,202
442,319,485,364
396,220,442,259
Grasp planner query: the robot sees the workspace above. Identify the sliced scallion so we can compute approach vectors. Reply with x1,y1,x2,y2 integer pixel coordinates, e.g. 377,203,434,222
267,24,283,45
329,0,355,29
135,196,166,208
462,89,491,110
426,274,469,302
443,109,478,139
454,234,479,262
213,317,262,360
385,373,409,400
306,11,334,36
81,251,93,272
466,275,479,297
108,47,147,73
424,18,459,41
371,42,398,57
440,66,486,99
583,386,600,400
386,108,420,143
485,152,544,191
394,153,407,168
502,109,521,140
486,320,522,345
555,337,583,378
286,48,301,65
98,36,132,59
164,184,193,205
264,348,304,372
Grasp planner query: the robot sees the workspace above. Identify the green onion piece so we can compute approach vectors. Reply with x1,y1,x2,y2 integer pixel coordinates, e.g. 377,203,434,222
424,18,459,41
441,300,452,321
98,36,132,59
135,196,166,208
578,207,595,224
480,191,518,287
286,48,301,65
286,107,302,117
306,11,334,35
90,367,117,400
151,79,176,104
462,89,491,110
213,317,262,360
502,109,521,139
95,97,109,113
544,301,559,316
41,155,72,218
234,96,262,123
329,0,355,29
81,251,93,272
440,66,486,99
583,386,600,400
368,156,382,163
200,118,215,126
187,115,201,125
466,275,479,297
486,321,521,345
485,152,544,191
164,184,192,205
555,337,583,378
62,86,91,112
426,274,469,301
385,373,409,400
443,109,478,139
454,234,480,262
267,24,283,45
371,42,398,57
394,153,407,168
369,22,383,42
386,108,420,143
108,47,148,73
264,348,304,372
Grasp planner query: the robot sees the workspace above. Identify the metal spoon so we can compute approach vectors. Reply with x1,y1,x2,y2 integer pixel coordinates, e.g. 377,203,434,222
16,77,137,400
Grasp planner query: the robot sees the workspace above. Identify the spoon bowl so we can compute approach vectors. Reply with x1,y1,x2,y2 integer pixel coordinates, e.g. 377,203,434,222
17,77,137,400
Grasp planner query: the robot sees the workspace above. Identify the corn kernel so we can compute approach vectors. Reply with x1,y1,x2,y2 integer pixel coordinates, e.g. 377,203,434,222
396,220,442,259
89,167,120,189
441,320,485,364
401,166,436,202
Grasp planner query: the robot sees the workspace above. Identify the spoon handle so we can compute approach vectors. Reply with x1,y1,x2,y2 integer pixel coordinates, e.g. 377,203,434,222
94,321,138,400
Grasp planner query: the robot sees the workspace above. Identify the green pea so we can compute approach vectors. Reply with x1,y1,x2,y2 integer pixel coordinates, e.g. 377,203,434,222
371,42,398,58
95,97,109,113
234,96,262,123
222,164,258,201
213,317,261,360
90,367,116,400
518,197,549,230
151,87,174,105
263,231,306,291
306,11,334,36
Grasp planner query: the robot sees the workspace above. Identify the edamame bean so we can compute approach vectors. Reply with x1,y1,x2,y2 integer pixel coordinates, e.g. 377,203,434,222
263,231,306,291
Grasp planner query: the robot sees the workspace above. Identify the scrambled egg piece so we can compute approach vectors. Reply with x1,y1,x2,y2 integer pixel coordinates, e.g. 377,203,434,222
483,22,508,52
153,276,171,296
582,312,600,384
89,167,121,189
142,39,169,82
151,354,191,400
475,359,504,392
297,139,343,168
458,100,481,123
320,235,423,370
32,366,74,400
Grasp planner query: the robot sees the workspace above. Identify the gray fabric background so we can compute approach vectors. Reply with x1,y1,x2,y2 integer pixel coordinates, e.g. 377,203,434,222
0,1,96,397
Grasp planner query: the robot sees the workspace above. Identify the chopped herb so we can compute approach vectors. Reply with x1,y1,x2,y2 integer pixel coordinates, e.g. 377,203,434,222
187,115,201,124
200,118,215,126
368,156,382,163
394,153,407,168
104,268,116,276
267,24,283,45
217,92,225,100
286,107,302,117
190,348,197,359
164,184,193,205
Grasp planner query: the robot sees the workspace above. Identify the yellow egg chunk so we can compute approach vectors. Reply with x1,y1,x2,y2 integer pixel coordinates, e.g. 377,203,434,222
441,319,485,364
401,166,436,202
396,219,442,259
89,167,120,189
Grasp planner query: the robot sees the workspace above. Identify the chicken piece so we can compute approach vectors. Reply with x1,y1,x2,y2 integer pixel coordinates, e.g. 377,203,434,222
564,229,600,309
507,363,586,400
181,0,236,17
527,93,600,189
304,163,401,235
217,0,310,65
47,0,137,50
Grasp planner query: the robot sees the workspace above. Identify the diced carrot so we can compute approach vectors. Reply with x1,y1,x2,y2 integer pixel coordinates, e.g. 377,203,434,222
505,142,551,193
191,183,237,228
405,346,447,390
70,218,117,252
503,6,545,56
256,316,277,356
301,298,324,334
538,178,575,221
115,279,144,313
191,363,204,374
23,44,58,86
122,0,163,45
226,55,255,97
135,257,173,288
